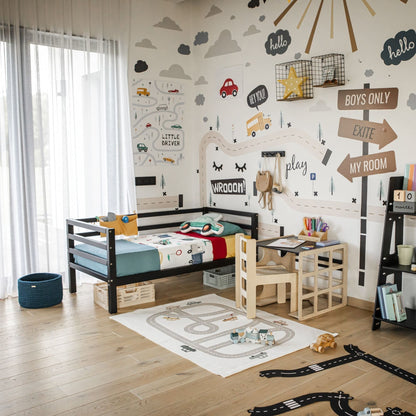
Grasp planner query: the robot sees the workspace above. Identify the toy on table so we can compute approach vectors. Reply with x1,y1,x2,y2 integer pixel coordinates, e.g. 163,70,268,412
310,333,337,353
357,408,384,416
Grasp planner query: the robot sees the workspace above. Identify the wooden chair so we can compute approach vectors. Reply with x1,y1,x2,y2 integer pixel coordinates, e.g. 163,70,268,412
235,233,298,319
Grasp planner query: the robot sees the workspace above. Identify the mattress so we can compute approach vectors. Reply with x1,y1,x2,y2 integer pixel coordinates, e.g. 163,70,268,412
74,232,233,277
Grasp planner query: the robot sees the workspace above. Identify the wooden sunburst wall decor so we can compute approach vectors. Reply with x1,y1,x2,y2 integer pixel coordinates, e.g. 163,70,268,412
274,0,409,54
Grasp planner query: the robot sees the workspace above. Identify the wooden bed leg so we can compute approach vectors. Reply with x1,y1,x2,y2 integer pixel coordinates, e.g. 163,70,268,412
108,283,117,314
69,267,77,293
67,220,77,293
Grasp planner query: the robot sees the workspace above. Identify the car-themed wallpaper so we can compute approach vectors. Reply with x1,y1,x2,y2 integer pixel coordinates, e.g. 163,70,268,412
129,0,416,305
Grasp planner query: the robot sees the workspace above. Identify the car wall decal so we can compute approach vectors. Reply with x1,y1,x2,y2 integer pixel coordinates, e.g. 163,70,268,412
220,78,239,98
246,112,271,137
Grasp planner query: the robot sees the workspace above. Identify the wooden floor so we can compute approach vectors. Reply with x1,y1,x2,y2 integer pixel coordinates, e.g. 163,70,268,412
1,272,416,416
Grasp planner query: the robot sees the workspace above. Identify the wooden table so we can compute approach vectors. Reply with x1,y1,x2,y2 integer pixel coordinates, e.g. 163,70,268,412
256,237,348,321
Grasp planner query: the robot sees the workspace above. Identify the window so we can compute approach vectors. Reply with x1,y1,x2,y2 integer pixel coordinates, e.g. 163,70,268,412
0,26,130,295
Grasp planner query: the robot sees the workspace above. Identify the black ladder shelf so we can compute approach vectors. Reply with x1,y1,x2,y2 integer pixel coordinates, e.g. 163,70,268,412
372,176,416,330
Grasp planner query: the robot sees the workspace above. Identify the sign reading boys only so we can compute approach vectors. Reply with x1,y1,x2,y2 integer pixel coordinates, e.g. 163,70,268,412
338,87,398,110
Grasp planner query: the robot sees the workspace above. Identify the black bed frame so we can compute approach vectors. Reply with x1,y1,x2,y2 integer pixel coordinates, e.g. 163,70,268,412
67,207,258,313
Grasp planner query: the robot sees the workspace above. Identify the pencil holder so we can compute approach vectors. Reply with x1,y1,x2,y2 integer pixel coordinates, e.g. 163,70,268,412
298,229,328,242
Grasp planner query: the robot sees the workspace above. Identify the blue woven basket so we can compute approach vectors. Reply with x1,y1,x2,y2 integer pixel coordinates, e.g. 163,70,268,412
18,273,63,309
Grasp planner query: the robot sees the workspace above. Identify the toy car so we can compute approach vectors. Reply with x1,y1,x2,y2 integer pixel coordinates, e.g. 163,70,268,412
310,333,337,353
249,352,267,360
168,89,179,93
156,104,168,111
145,123,152,128
357,408,384,416
171,124,182,129
180,214,224,236
180,345,196,352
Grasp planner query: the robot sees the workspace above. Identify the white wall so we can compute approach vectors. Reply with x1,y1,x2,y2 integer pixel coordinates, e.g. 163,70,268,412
128,0,416,305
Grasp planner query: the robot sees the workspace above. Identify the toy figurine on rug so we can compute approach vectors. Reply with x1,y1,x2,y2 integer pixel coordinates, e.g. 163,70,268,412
230,327,275,346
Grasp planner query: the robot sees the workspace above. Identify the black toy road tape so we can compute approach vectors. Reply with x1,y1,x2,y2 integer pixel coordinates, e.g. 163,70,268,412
260,344,416,385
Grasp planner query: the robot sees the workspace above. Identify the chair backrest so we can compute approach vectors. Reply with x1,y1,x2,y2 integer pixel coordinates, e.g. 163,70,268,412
235,233,256,284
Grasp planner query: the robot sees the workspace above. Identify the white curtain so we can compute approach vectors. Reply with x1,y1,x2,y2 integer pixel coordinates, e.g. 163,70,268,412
0,0,135,298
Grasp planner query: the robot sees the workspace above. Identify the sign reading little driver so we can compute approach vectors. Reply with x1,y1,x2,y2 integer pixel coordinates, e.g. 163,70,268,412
338,87,398,110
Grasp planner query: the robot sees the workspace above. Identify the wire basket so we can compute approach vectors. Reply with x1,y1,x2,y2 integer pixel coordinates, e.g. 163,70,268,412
203,265,235,289
311,53,345,87
275,60,313,101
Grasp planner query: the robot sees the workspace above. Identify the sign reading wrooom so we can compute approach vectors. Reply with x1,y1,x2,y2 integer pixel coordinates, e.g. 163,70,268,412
211,178,246,195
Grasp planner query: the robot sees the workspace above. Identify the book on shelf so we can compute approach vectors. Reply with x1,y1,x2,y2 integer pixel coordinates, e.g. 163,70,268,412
392,291,407,322
377,285,387,319
377,283,398,321
315,239,340,247
404,163,416,191
384,293,397,320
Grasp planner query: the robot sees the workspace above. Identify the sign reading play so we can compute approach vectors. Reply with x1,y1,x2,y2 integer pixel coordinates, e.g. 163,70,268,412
338,87,398,110
338,117,397,149
337,151,396,182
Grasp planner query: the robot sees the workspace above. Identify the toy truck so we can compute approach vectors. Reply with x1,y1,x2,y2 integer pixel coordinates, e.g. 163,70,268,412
310,333,337,353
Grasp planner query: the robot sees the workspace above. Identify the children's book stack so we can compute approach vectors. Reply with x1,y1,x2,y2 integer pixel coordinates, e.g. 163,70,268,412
377,283,407,322
403,163,416,191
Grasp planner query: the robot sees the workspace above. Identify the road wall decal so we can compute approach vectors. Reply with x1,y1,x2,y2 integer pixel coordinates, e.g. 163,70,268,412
199,130,386,221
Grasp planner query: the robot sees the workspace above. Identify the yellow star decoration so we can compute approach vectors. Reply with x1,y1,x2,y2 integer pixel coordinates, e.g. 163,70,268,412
278,66,308,100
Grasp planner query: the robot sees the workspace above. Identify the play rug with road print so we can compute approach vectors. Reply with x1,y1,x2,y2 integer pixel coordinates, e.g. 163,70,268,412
110,294,334,377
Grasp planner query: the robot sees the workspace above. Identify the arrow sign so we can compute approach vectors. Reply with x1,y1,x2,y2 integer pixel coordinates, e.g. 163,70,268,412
337,151,396,182
338,117,397,149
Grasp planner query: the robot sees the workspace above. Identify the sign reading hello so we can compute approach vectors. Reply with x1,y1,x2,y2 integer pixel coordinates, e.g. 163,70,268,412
381,29,416,66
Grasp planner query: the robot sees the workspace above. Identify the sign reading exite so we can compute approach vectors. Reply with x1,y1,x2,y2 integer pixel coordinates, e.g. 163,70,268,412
338,117,397,149
338,87,398,110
